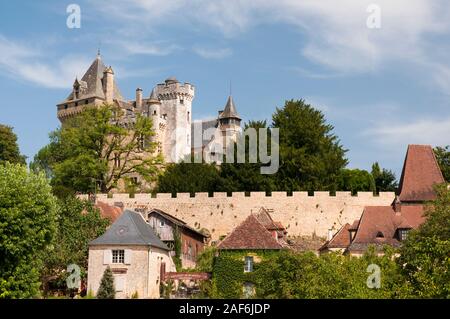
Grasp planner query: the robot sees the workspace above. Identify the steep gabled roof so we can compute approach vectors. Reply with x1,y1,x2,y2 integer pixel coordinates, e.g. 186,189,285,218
347,205,426,252
319,223,351,251
217,214,284,250
398,145,445,202
90,210,169,250
63,55,124,102
219,95,240,120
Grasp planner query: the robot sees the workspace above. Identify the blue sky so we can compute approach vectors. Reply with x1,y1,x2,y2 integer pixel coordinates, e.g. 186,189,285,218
1,0,450,177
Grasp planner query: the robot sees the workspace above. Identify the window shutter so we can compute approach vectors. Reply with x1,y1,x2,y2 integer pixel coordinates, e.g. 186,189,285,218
124,249,132,265
103,250,111,265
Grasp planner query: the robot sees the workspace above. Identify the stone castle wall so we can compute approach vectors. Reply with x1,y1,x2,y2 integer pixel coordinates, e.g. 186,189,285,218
83,191,395,241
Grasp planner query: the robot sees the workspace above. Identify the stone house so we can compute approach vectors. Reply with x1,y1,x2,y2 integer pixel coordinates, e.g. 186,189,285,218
146,209,209,268
87,209,176,299
320,144,446,256
215,208,288,298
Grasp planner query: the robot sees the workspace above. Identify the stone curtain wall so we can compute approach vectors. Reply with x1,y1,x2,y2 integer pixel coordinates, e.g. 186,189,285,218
83,192,395,241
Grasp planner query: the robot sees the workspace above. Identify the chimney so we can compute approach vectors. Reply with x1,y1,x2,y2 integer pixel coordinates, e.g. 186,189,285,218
327,229,334,241
103,66,114,103
136,88,143,109
393,196,402,213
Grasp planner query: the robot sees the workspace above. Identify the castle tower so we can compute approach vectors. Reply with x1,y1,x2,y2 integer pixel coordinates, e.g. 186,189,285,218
56,53,124,122
218,95,241,143
103,66,114,103
154,77,195,162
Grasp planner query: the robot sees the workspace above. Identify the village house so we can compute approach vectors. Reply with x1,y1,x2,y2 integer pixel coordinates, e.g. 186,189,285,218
146,209,209,268
216,208,288,298
320,144,446,256
87,210,176,299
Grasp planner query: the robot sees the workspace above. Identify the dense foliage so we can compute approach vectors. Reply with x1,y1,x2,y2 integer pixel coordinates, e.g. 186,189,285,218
434,146,450,182
0,124,26,165
41,197,110,294
0,163,58,298
31,104,161,196
399,184,450,298
371,162,398,193
337,169,376,194
272,99,348,192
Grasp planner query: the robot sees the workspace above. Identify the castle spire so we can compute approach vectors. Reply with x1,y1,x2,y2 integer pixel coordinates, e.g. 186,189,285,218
219,95,240,120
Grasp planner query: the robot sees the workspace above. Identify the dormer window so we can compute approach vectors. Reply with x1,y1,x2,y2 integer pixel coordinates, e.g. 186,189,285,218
376,231,384,238
397,229,410,241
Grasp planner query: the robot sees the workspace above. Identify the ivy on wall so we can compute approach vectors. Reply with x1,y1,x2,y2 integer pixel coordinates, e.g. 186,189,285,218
211,250,280,299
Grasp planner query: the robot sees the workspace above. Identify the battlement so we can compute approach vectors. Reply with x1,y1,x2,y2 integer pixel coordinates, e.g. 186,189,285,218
85,191,395,241
90,191,394,201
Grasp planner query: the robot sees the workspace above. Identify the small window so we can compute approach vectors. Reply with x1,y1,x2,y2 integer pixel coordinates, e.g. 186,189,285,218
64,104,68,109
187,111,190,122
180,99,184,105
244,256,254,273
112,250,125,264
153,110,157,115
131,177,138,185
376,231,384,238
398,229,409,241
75,102,78,107
159,220,165,227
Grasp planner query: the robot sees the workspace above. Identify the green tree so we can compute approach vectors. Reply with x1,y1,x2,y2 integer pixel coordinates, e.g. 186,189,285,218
337,169,376,194
96,266,115,299
433,146,450,182
0,163,58,298
156,162,222,195
399,184,450,298
272,99,348,191
0,124,26,165
31,104,162,196
219,120,275,192
41,197,110,294
371,162,398,193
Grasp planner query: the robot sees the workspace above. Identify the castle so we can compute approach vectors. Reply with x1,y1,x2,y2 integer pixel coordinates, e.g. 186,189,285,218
56,53,241,164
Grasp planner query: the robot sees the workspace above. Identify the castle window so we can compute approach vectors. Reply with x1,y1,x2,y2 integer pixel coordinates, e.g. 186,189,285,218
64,104,68,109
75,102,78,107
85,100,89,105
180,99,184,105
244,256,254,273
187,111,190,122
376,231,384,238
153,110,157,115
131,177,138,185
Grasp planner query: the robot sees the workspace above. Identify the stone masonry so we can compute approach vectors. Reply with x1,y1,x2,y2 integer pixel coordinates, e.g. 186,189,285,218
82,191,395,241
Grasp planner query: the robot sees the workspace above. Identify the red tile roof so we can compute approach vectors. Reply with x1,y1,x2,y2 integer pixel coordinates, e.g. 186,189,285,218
398,145,445,202
319,223,351,251
217,214,284,250
347,205,425,252
95,201,123,223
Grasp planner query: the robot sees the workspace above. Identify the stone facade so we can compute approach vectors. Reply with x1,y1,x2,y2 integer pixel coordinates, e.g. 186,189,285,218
81,191,395,242
87,245,176,299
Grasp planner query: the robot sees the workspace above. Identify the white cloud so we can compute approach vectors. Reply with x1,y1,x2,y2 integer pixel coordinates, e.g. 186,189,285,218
113,40,180,56
363,117,450,149
0,35,90,89
89,0,450,91
193,47,232,59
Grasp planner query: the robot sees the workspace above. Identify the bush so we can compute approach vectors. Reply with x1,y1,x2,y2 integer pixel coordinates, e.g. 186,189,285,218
97,267,115,299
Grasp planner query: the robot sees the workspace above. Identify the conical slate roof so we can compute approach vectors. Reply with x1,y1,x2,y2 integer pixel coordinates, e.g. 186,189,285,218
64,55,124,102
148,89,159,103
219,95,240,120
90,210,169,250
